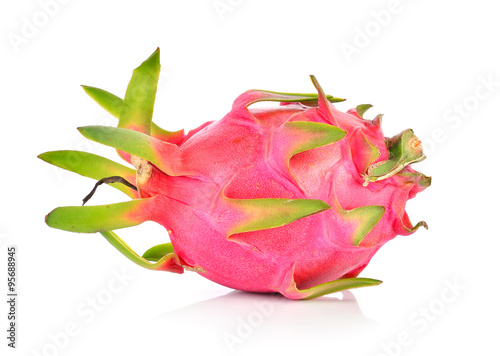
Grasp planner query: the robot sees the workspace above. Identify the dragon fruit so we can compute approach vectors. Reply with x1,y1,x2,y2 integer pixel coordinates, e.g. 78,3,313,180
39,48,430,299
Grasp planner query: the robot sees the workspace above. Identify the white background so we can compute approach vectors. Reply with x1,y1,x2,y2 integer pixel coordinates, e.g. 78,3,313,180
1,1,499,355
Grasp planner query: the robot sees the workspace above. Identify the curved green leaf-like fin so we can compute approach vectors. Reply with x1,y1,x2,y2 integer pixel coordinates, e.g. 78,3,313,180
396,171,432,189
101,231,183,273
271,121,346,173
282,267,382,300
372,114,382,127
350,132,381,174
45,197,157,233
355,104,373,118
330,190,385,246
403,219,428,233
232,89,344,110
309,75,339,126
38,150,138,198
77,126,187,176
346,205,386,246
82,82,184,142
226,198,330,236
118,48,161,135
282,121,346,157
142,243,176,262
417,175,432,188
82,85,123,118
410,221,428,231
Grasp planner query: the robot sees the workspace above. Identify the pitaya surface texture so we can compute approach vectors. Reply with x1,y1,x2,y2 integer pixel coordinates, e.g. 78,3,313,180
40,49,430,299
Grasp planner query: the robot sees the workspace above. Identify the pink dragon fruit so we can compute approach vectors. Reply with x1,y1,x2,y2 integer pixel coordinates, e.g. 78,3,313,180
39,49,430,299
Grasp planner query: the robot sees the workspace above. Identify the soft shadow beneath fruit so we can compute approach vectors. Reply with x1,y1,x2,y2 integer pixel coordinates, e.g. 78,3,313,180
147,290,378,354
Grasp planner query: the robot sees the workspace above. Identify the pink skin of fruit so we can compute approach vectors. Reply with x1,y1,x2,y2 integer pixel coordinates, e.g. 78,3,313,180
132,93,429,298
